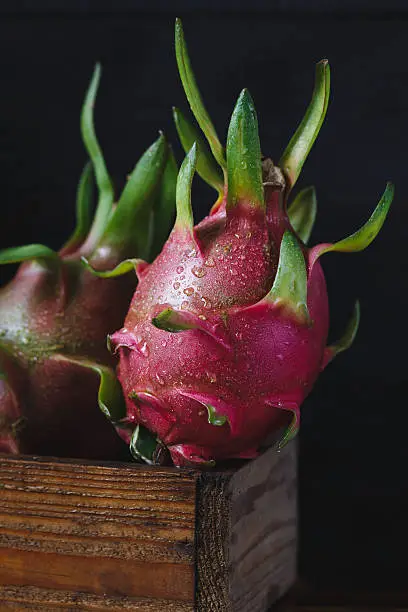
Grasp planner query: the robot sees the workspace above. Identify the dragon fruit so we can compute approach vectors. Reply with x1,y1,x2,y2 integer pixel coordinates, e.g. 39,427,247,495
0,64,176,458
91,20,393,467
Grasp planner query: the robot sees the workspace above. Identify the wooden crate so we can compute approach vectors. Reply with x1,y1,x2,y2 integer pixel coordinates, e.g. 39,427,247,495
0,442,297,611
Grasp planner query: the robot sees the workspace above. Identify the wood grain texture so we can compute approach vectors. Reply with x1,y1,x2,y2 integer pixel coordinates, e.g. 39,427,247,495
0,455,196,608
195,474,230,610
0,443,297,611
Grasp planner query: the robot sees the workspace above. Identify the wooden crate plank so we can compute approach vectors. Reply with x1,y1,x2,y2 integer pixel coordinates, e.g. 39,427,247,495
0,585,193,611
0,456,197,606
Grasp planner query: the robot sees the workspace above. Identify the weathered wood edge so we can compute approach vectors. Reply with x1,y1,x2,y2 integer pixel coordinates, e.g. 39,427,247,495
194,442,298,612
195,470,232,611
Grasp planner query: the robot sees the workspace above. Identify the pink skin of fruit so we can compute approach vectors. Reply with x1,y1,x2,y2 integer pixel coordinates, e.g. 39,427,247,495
0,258,135,458
111,193,330,466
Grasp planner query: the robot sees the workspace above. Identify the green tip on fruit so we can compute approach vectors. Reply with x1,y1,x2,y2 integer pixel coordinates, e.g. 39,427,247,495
80,63,115,251
322,301,361,369
62,161,94,253
129,424,160,465
152,307,195,332
175,142,197,231
279,60,330,191
0,244,59,268
227,89,264,211
81,257,145,278
330,300,360,357
310,182,394,267
173,106,224,195
267,230,310,324
95,133,167,261
277,406,300,450
287,186,317,245
51,355,126,423
206,403,228,427
150,144,178,260
175,17,226,170
152,307,232,349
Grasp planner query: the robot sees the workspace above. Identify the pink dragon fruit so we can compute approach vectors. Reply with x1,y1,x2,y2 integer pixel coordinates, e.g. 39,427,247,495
92,20,393,467
0,64,176,458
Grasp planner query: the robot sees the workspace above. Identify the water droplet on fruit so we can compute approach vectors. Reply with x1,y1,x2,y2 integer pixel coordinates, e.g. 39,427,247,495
198,314,207,320
192,266,206,278
176,266,184,274
181,301,189,310
161,340,167,347
277,354,283,361
205,257,215,267
173,282,180,290
139,342,150,357
201,297,212,309
183,287,194,296
240,161,247,170
186,249,197,258
207,372,217,383
155,373,165,385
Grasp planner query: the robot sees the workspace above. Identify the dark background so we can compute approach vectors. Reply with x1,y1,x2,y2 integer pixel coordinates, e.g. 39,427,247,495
0,0,406,593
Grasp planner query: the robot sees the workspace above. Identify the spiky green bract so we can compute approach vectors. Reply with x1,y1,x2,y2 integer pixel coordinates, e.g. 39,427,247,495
152,307,194,332
328,300,360,358
130,425,160,464
151,308,231,350
150,147,178,260
175,143,197,230
267,230,309,324
81,257,144,278
227,89,264,210
80,63,115,251
0,244,58,266
173,107,223,194
51,354,126,422
93,134,168,262
276,407,300,451
287,186,317,244
310,182,394,267
175,18,226,170
206,404,228,427
279,60,330,191
62,162,94,253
